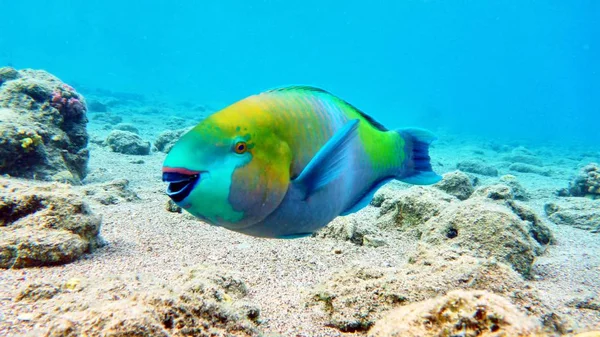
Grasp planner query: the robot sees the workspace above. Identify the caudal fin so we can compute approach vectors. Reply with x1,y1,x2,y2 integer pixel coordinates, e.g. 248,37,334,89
396,128,442,185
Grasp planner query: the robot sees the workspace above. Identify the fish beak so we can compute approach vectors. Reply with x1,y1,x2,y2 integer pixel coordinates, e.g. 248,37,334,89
162,167,202,202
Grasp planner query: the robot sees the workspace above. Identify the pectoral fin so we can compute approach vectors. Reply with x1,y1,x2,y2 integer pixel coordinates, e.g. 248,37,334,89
292,119,359,200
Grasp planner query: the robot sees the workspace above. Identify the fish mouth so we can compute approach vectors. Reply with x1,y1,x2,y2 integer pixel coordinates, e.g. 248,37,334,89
162,168,204,202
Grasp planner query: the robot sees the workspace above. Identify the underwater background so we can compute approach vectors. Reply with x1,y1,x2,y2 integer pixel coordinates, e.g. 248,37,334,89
1,0,597,145
1,1,600,336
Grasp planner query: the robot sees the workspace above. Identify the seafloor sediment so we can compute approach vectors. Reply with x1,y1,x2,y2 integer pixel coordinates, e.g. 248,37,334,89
0,68,599,337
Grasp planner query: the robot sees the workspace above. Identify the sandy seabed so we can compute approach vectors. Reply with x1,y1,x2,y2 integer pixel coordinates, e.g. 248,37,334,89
1,103,599,337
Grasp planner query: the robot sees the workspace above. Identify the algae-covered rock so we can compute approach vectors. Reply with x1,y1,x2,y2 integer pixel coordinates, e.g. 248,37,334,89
369,290,543,337
0,67,90,183
82,179,140,205
0,178,102,268
509,163,552,176
105,130,151,155
501,174,530,200
376,187,457,232
472,183,514,200
507,200,554,248
563,163,600,199
315,217,386,247
433,170,474,200
457,159,498,176
503,153,544,166
419,198,545,276
545,198,600,233
113,122,139,134
23,267,261,336
307,254,552,334
154,127,192,153
91,111,122,125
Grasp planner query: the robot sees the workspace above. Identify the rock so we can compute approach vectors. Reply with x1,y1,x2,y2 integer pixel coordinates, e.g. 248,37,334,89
28,267,261,336
433,170,474,200
82,179,140,205
509,163,552,176
500,174,530,200
472,183,514,200
16,282,60,301
419,198,548,276
154,127,192,153
0,66,20,83
0,67,90,183
0,178,103,268
567,296,600,311
544,198,600,233
315,217,386,246
564,163,600,199
368,290,542,337
166,199,182,213
92,112,122,125
87,100,107,112
105,130,151,155
376,187,457,232
307,254,554,334
503,154,544,166
457,159,498,176
113,122,139,134
507,200,554,248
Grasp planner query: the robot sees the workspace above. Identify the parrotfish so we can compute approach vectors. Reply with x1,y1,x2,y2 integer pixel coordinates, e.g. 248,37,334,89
162,86,441,238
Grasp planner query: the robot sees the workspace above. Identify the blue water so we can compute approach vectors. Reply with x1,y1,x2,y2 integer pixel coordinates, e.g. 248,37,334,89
1,1,598,145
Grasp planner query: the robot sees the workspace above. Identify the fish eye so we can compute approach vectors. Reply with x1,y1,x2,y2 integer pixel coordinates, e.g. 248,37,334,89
234,141,247,154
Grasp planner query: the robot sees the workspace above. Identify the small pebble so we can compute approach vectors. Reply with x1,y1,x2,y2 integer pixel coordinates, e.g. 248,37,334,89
17,313,34,321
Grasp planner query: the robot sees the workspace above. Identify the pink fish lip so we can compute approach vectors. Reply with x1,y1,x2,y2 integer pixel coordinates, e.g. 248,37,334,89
162,167,205,203
162,167,202,175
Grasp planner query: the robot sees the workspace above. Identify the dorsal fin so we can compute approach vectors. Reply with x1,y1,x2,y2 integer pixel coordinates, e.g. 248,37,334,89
264,85,388,131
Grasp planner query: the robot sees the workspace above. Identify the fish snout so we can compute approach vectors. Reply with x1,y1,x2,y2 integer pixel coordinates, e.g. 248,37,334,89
162,167,203,202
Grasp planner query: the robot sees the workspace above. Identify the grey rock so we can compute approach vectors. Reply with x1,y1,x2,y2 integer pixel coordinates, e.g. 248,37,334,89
154,127,192,153
457,159,498,176
472,184,514,200
0,178,103,269
509,163,551,176
433,170,474,200
113,123,139,134
105,130,150,155
545,198,600,233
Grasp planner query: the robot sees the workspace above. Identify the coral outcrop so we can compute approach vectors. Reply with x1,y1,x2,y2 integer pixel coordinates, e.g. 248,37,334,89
433,170,474,200
0,67,89,183
16,267,261,337
309,185,558,334
545,198,600,233
419,198,547,276
82,179,140,205
372,185,551,277
0,178,102,269
375,187,457,232
457,159,498,176
500,174,529,200
368,290,543,337
509,163,552,176
559,163,600,199
307,256,556,334
105,130,151,155
154,127,192,153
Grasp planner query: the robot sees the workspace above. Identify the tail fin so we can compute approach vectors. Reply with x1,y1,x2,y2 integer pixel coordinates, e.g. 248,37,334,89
396,128,442,185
